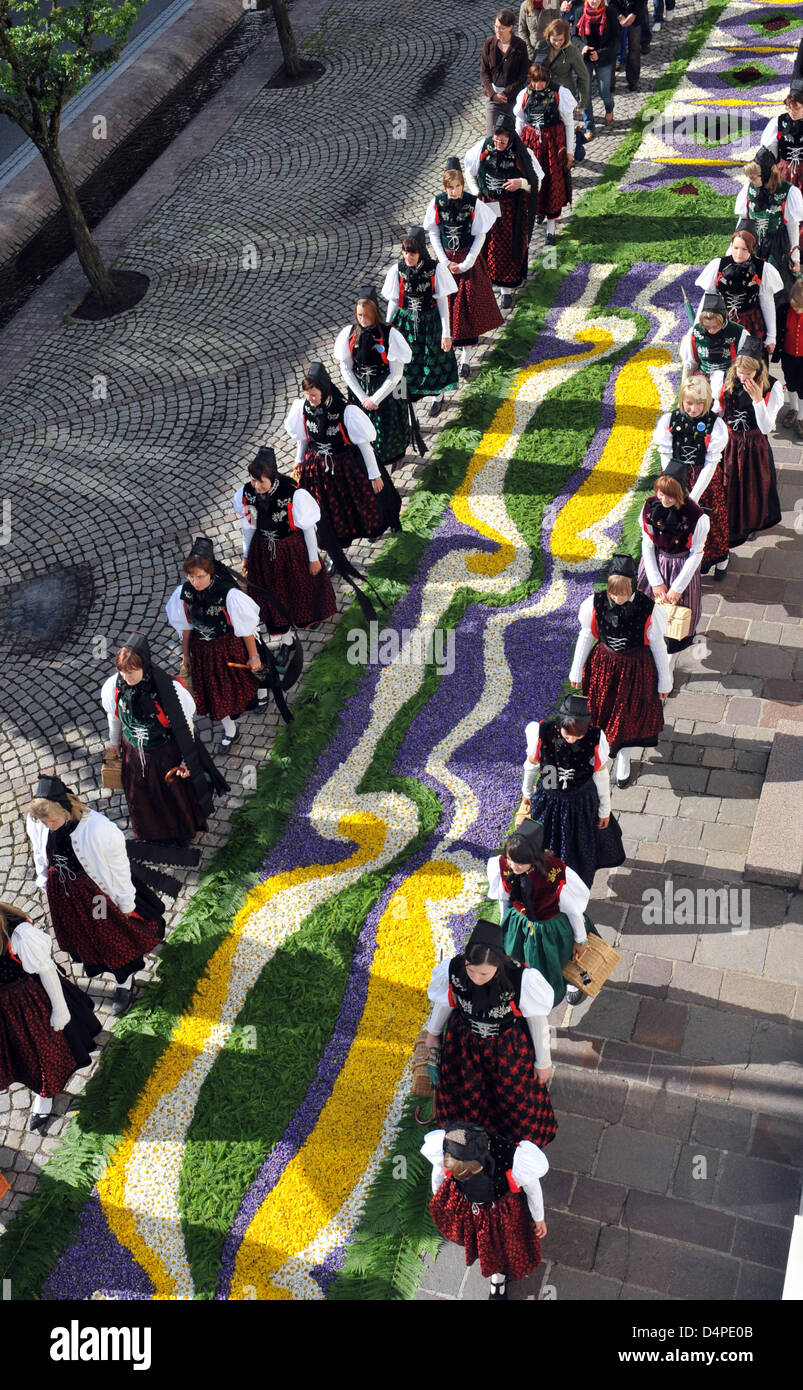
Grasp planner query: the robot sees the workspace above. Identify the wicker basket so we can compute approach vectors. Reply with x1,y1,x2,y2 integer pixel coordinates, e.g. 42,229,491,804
562,936,621,998
101,753,123,790
659,601,692,644
411,1028,434,1098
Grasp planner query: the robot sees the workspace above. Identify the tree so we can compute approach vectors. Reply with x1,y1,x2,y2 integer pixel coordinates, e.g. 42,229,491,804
0,1,146,312
270,0,302,79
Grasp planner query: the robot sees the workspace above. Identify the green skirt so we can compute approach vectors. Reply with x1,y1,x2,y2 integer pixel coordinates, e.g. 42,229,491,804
348,374,410,466
501,905,599,1004
394,305,459,401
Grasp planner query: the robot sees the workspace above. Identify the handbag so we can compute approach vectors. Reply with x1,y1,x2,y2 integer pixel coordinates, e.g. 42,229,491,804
101,751,123,790
562,934,621,998
658,601,692,643
595,812,626,869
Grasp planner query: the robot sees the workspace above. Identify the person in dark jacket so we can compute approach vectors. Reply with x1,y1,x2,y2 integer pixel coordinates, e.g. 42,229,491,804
534,16,590,108
481,9,531,136
611,0,645,93
574,0,619,139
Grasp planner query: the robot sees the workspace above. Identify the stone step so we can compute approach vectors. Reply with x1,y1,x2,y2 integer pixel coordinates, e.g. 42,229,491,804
745,719,803,890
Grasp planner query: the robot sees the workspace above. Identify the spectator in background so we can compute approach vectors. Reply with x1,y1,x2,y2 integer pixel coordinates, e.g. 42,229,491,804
517,0,561,57
481,9,530,136
574,0,619,140
611,0,645,93
534,17,590,110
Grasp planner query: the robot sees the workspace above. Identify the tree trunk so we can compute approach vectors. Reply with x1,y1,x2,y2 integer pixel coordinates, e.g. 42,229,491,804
270,0,302,78
37,139,122,309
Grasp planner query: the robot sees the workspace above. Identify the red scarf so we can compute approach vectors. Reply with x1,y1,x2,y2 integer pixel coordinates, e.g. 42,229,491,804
576,2,607,39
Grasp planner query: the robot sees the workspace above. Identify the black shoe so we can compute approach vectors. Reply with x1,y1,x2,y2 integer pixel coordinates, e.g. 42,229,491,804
111,986,132,1015
28,1110,51,1132
565,985,585,1006
535,214,545,225
428,396,443,417
628,83,639,92
545,233,556,247
714,564,728,582
219,726,240,752
489,1278,508,1300
460,362,471,379
500,290,513,309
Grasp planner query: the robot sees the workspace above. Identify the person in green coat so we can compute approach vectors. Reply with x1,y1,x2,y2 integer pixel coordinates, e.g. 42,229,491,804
487,818,598,1004
534,16,590,108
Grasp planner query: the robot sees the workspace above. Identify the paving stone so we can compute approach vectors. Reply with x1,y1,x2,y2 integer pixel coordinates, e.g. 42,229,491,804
657,816,705,849
694,924,769,976
732,1218,792,1270
570,1176,627,1225
545,1114,605,1179
618,1284,675,1300
764,928,803,984
706,769,764,799
624,1188,734,1252
715,797,761,827
670,960,722,1004
670,692,727,724
595,1227,677,1292
597,1040,652,1082
735,1261,786,1301
700,822,752,853
643,788,682,817
595,1127,678,1193
546,1267,621,1301
629,954,672,997
680,1004,755,1065
633,997,688,1051
544,1167,574,1211
670,1141,722,1204
715,1152,803,1227
548,1070,626,1124
668,1248,739,1299
634,841,665,865
749,1112,803,1166
621,1085,696,1142
540,1209,600,1271
691,1100,752,1155
701,746,734,769
552,1037,602,1070
577,989,640,1043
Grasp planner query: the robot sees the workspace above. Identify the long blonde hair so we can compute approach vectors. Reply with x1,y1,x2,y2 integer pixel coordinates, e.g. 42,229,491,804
27,792,88,824
724,355,770,394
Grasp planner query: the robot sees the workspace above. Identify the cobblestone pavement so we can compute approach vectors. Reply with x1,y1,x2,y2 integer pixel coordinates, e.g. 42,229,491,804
1,0,800,1300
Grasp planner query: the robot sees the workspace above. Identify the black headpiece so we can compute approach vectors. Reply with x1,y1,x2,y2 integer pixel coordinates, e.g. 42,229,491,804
790,79,803,100
466,918,504,952
355,284,379,307
122,631,152,667
34,775,73,811
515,817,546,855
755,146,777,185
609,553,637,580
444,156,463,174
662,457,688,485
739,334,763,362
252,445,277,472
493,110,516,137
188,536,215,562
734,217,757,241
404,225,427,255
557,692,591,723
443,1123,490,1165
700,291,727,318
305,360,334,396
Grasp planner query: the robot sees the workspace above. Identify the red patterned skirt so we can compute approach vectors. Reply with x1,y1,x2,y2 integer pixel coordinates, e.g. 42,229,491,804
723,428,782,548
121,734,207,844
298,445,401,547
436,1011,557,1148
687,461,729,570
732,301,766,342
521,121,569,218
188,629,255,723
0,969,100,1097
247,528,336,632
482,193,528,288
46,862,163,982
430,1180,542,1279
583,642,664,754
444,247,504,346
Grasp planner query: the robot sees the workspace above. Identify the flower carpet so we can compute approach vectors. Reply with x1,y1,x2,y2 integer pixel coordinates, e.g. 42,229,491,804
0,0,792,1301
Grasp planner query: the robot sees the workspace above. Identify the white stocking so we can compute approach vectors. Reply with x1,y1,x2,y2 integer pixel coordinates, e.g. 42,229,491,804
459,347,469,367
616,748,631,781
221,715,236,737
32,1094,53,1116
490,1272,506,1285
546,219,557,235
788,391,799,412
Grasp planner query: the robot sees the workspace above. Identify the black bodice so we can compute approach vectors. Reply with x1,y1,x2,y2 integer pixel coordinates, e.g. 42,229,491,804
538,717,601,792
592,588,654,653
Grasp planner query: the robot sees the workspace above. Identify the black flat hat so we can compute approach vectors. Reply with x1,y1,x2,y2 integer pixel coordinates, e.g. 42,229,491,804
355,283,379,306
404,224,427,254
444,156,463,173
735,217,757,240
33,775,72,809
610,553,637,580
739,334,763,361
305,360,334,395
662,457,688,484
493,111,516,136
557,692,590,721
252,445,276,470
188,536,215,561
443,1123,489,1164
755,146,777,184
514,817,546,854
700,290,727,317
466,917,503,952
122,631,152,665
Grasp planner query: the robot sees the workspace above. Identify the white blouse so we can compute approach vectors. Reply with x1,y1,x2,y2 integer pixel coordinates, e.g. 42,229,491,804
734,180,803,252
421,1129,549,1221
639,507,710,594
100,672,196,747
380,261,457,339
283,397,380,478
513,83,575,151
10,920,70,1030
332,324,412,408
521,719,611,816
694,256,784,341
426,956,554,1066
569,593,672,694
463,136,544,204
422,196,499,273
232,483,321,562
26,809,137,916
165,583,261,638
651,411,729,502
486,853,590,943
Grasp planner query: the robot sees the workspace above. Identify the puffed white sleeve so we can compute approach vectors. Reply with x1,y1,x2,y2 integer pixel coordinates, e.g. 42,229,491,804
233,484,256,560
426,958,454,1035
344,404,380,480
460,199,499,271
388,326,413,365
284,396,308,446
687,415,728,502
101,672,122,746
434,261,459,299
693,259,721,321
754,378,784,434
759,262,783,341
759,114,779,158
225,587,261,638
486,854,510,906
381,264,400,321
646,602,672,694
671,512,710,595
593,729,611,818
25,814,49,892
92,813,136,915
166,584,192,634
333,325,365,403
292,486,321,562
679,329,696,372
513,86,528,136
734,185,749,218
710,369,725,413
423,198,448,266
511,1141,549,1222
10,919,54,974
173,678,196,731
522,718,540,797
421,1129,447,1194
464,137,485,192
558,866,590,943
522,144,544,187
653,411,674,469
558,85,575,149
785,183,802,251
519,967,554,1068
640,509,663,589
568,595,596,685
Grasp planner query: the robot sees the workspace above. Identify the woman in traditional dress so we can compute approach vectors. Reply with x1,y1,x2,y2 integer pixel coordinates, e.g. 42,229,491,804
514,64,574,245
680,291,744,383
333,286,417,466
694,224,783,355
0,901,100,1131
422,1122,548,1299
25,776,165,1014
735,148,802,298
759,81,803,200
100,631,227,846
284,361,402,545
713,343,783,551
651,374,730,579
423,159,503,378
636,464,710,669
381,226,459,420
166,537,262,752
465,110,543,307
234,446,336,662
487,817,595,1005
518,693,612,889
424,918,557,1146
